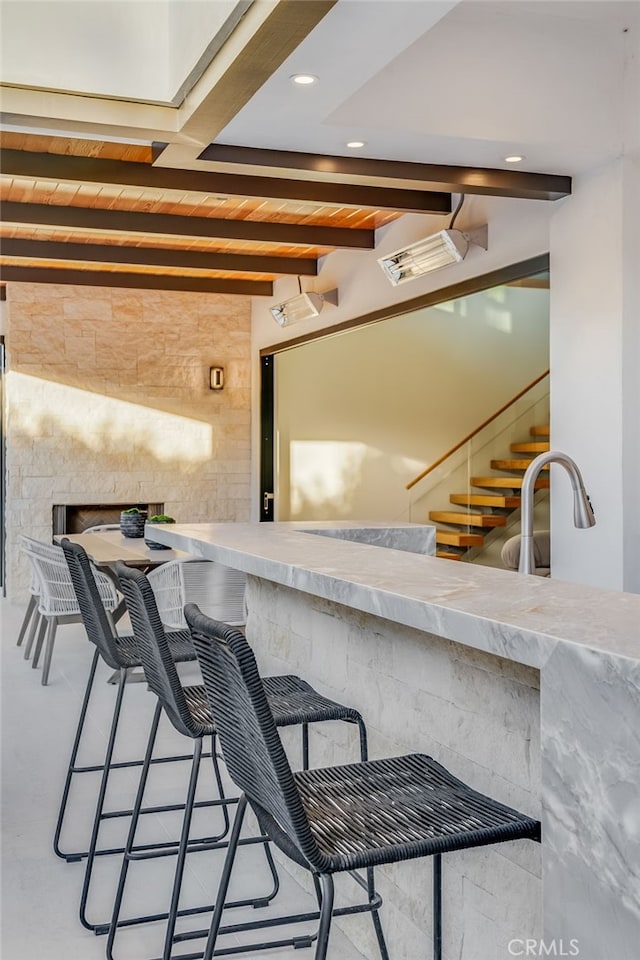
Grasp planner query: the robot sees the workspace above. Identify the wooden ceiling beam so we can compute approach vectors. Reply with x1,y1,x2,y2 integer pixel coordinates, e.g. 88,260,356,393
1,238,318,277
199,143,572,202
0,149,451,215
0,201,374,249
0,264,273,296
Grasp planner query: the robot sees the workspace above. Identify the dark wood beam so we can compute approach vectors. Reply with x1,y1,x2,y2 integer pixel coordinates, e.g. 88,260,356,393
199,144,571,202
0,201,374,249
0,149,451,214
0,265,273,296
178,0,338,142
1,238,318,276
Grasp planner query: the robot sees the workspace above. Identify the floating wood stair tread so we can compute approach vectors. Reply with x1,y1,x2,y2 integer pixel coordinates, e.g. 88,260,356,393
510,441,550,453
450,493,521,508
491,459,550,471
425,416,551,562
471,476,550,490
436,530,485,548
429,511,506,528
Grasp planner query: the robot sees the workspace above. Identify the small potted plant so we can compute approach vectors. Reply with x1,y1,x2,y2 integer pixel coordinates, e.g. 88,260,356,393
120,506,147,539
144,514,176,550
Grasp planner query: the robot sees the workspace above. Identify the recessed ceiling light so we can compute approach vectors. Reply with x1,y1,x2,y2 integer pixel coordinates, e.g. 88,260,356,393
504,154,525,163
346,140,366,149
290,74,318,86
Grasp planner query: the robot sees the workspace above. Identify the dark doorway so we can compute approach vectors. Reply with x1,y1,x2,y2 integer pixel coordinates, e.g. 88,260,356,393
260,354,274,521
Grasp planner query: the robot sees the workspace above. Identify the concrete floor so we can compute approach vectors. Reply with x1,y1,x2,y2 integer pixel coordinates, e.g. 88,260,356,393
0,599,367,960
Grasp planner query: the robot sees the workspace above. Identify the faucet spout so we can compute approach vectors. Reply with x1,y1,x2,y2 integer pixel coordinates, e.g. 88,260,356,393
518,450,595,575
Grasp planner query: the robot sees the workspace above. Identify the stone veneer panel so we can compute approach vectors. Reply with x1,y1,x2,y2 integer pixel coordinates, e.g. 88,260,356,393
4,282,252,598
245,576,542,960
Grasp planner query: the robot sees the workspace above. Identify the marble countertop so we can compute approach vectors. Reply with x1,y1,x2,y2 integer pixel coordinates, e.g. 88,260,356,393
146,520,640,670
148,520,640,956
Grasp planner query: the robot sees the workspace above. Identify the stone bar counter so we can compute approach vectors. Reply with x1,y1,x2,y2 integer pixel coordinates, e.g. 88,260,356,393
148,520,640,960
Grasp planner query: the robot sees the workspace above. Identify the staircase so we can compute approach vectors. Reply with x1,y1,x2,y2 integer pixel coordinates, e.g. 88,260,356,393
430,425,550,560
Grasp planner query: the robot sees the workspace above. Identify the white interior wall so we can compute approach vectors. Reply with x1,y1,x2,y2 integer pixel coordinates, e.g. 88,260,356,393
275,285,549,523
620,19,640,594
253,195,552,353
548,17,639,593
251,196,554,524
550,156,639,592
252,171,639,590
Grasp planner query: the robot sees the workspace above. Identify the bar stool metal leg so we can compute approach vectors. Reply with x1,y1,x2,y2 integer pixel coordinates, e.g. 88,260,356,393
433,853,442,960
54,646,100,860
367,866,390,960
315,874,335,960
202,794,249,960
162,738,203,960
106,699,162,960
356,717,368,762
104,728,270,957
79,666,128,930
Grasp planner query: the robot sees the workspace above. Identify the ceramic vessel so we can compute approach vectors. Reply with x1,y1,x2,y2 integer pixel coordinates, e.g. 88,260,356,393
120,509,147,539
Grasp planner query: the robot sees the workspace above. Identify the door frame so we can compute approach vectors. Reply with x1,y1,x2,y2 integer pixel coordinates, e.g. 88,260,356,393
259,354,275,521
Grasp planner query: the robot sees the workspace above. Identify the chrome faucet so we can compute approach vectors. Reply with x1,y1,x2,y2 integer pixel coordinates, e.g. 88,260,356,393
519,450,595,575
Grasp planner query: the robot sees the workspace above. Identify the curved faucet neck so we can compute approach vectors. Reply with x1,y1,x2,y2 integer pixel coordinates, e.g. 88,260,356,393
518,450,595,575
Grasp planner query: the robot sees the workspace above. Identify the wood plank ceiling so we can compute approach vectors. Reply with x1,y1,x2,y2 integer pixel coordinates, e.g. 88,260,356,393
0,131,571,298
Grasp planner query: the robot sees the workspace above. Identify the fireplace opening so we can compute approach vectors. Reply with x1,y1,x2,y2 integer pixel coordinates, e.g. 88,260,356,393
52,502,164,536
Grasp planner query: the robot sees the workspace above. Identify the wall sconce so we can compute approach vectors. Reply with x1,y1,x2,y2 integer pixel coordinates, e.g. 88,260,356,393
209,366,224,390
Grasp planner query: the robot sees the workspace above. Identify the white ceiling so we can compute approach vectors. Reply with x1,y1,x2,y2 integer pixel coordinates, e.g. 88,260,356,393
218,0,639,175
0,0,247,104
0,0,637,180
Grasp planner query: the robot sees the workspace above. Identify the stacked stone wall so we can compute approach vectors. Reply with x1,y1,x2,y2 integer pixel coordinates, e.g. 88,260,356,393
4,282,251,598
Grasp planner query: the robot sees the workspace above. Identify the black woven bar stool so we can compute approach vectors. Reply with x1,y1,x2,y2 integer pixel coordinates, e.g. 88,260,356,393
108,564,371,960
186,606,542,960
58,539,203,933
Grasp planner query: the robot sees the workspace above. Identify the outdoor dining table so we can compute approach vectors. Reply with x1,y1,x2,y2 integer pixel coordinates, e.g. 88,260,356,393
53,529,189,574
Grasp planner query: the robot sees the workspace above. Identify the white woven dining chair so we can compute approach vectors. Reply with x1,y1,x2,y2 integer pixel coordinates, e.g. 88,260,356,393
16,547,41,659
147,558,246,630
20,536,120,685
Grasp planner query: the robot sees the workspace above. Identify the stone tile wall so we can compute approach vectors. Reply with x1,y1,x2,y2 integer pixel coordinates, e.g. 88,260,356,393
4,282,252,598
245,576,542,960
